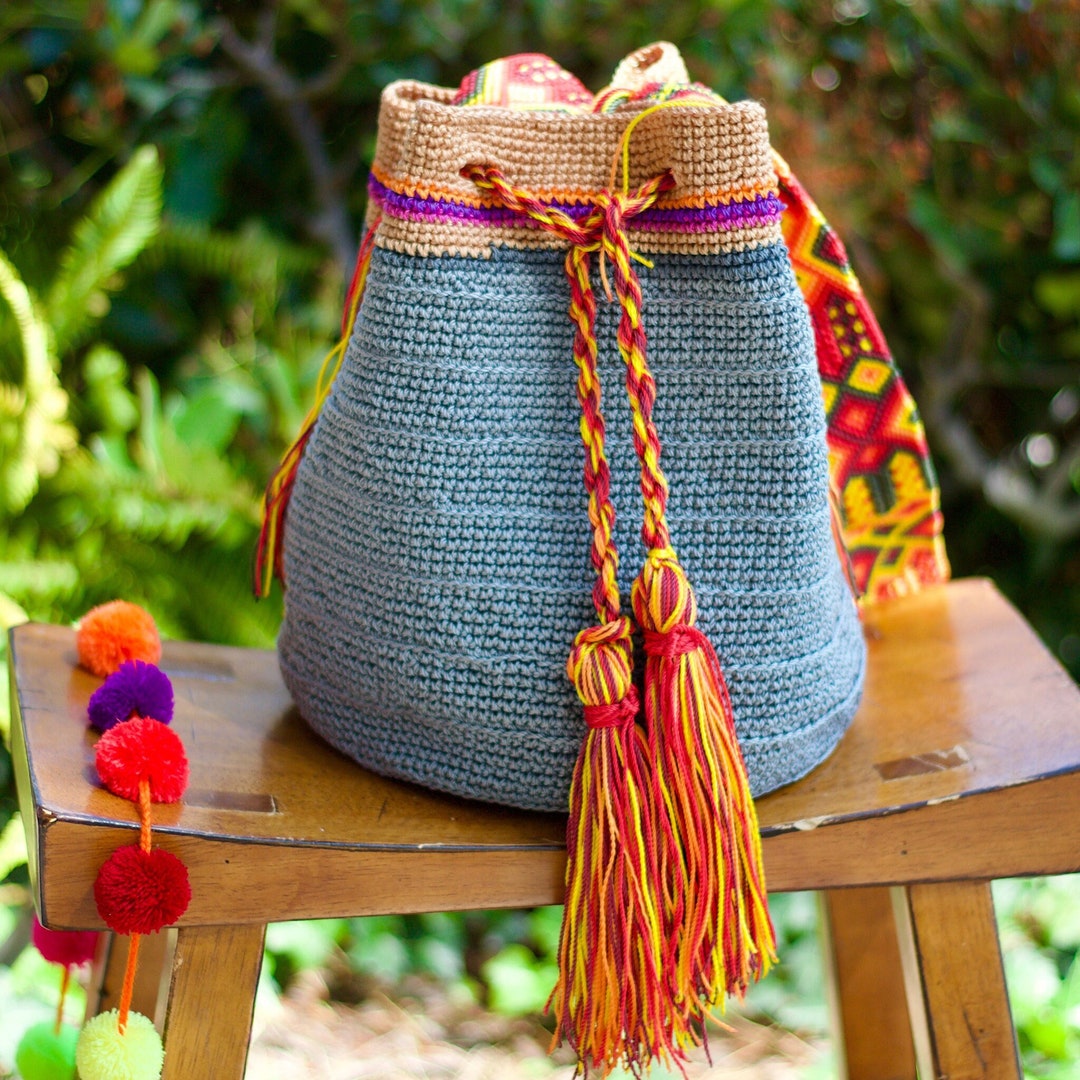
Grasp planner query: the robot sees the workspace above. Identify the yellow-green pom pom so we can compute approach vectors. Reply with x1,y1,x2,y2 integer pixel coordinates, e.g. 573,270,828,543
76,1010,164,1080
16,1021,78,1080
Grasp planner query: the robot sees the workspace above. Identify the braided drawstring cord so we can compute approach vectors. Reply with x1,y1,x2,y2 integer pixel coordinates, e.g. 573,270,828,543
465,143,774,1076
462,164,674,627
465,162,686,1075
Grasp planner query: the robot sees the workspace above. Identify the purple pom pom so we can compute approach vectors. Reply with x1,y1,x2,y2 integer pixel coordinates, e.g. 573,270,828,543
87,660,174,732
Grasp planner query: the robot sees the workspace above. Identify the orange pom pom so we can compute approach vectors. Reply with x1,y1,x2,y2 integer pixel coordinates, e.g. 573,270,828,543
77,602,161,678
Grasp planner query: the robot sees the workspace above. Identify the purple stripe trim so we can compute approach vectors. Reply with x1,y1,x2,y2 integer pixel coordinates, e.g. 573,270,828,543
368,177,783,233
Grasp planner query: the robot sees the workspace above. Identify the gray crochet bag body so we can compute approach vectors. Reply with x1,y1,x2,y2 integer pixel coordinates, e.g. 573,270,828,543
266,61,866,813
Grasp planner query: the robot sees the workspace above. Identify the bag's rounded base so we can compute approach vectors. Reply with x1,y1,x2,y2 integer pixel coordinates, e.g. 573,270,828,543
279,607,865,811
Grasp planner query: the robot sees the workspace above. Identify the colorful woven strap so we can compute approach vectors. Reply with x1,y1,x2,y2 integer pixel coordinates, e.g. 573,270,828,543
254,220,380,597
452,53,592,110
775,155,950,601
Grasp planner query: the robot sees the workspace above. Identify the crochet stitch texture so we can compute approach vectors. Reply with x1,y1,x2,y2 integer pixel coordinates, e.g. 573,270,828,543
279,243,865,808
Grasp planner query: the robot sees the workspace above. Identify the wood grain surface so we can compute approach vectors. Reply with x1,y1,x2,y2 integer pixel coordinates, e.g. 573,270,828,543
893,880,1021,1079
823,887,916,1080
160,924,266,1079
10,578,1080,929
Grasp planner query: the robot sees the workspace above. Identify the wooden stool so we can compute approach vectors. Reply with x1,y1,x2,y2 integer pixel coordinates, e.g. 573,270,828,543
10,579,1080,1080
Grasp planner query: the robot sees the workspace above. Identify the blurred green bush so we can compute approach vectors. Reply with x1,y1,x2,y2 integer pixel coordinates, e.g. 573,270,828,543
1,1,1078,1075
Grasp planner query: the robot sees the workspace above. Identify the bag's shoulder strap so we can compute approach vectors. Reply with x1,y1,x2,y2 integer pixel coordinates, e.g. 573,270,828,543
774,153,950,602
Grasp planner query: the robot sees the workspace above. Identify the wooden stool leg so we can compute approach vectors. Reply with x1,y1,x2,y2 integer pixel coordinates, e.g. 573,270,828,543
892,881,1021,1080
85,930,172,1024
822,887,917,1080
160,924,266,1080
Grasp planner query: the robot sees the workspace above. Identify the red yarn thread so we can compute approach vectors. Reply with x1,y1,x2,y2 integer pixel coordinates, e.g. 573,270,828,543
581,690,639,730
641,625,706,661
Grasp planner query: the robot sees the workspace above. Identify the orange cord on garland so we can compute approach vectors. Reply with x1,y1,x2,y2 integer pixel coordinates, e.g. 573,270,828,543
115,777,154,1034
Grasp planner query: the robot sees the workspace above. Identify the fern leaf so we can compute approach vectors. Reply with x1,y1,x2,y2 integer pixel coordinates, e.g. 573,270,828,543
46,145,163,353
0,247,50,388
0,248,75,513
134,220,325,322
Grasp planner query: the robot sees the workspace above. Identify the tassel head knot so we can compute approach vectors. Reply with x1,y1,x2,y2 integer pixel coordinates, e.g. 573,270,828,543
642,624,706,659
631,547,697,631
582,685,639,730
566,617,634,706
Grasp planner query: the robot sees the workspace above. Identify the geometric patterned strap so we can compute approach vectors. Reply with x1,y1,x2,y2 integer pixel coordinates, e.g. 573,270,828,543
776,153,950,603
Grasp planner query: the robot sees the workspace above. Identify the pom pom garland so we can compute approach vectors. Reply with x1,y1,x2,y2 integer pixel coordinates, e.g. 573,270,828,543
8,601,187,1080
77,601,161,678
15,1021,79,1080
80,612,188,1079
88,661,174,732
76,1010,164,1080
93,846,191,935
95,718,189,803
31,915,100,967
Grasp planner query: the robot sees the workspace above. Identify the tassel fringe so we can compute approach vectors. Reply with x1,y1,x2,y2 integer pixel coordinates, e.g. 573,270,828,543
633,548,776,1011
553,619,669,1075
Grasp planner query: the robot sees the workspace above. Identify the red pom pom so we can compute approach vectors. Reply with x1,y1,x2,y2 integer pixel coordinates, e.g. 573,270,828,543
31,916,100,967
95,717,188,803
77,601,161,677
93,846,191,934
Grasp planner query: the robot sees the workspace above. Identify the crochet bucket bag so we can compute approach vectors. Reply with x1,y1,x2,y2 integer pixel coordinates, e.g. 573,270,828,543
256,43,949,1076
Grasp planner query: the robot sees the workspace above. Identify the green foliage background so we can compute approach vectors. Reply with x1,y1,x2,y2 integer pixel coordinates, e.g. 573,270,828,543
0,1,1078,1076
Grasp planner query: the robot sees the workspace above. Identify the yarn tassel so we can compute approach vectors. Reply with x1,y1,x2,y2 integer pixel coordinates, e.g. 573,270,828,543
254,219,380,597
632,549,776,1011
461,155,765,1074
456,165,686,1074
550,618,679,1076
595,142,775,1036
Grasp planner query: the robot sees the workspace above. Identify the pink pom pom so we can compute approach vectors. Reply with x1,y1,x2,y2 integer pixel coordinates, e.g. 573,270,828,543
93,845,191,934
77,601,161,677
31,916,100,967
95,717,188,803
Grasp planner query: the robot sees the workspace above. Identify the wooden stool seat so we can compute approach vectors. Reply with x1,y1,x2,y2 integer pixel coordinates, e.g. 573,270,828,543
11,578,1080,1079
